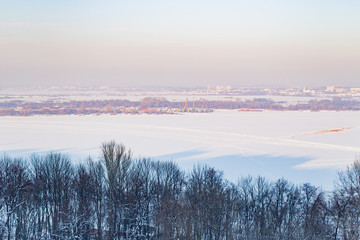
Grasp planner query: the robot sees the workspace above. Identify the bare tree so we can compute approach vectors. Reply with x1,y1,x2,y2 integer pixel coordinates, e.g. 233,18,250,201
151,160,185,240
88,159,106,240
5,145,360,240
100,141,132,239
43,152,73,239
184,165,231,240
72,163,95,239
331,160,360,239
0,156,31,240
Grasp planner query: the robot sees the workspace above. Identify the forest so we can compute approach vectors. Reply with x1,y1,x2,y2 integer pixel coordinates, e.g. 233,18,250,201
1,97,360,116
1,141,360,240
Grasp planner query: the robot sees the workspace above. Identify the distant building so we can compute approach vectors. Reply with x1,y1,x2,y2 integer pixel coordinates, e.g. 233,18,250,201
335,87,345,93
326,86,336,92
216,85,232,92
351,88,360,92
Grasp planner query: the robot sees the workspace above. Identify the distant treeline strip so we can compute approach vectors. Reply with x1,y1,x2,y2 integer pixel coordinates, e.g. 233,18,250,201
1,97,360,115
1,141,360,239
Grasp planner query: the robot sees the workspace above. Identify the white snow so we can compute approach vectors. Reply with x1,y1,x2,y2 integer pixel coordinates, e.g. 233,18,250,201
0,88,337,104
1,110,359,190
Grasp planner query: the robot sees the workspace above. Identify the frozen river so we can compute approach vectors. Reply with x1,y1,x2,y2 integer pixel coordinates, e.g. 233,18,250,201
1,110,360,190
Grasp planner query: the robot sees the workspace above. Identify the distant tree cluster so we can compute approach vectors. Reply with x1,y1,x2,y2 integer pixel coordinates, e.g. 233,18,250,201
1,97,360,116
1,141,360,239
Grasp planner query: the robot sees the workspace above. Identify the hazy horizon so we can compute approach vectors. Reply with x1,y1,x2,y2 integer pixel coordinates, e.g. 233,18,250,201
1,0,359,88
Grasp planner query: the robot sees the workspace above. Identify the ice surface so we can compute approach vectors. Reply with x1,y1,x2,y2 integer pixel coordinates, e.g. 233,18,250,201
1,110,359,190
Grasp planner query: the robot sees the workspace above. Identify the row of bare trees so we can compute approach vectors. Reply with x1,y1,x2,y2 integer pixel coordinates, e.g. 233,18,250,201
2,97,360,116
1,141,360,239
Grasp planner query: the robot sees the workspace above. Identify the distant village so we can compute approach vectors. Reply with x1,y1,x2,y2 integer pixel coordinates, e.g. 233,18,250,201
194,85,360,97
1,86,360,116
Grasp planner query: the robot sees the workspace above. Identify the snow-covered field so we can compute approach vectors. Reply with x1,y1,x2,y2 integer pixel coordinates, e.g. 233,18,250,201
0,88,339,105
1,110,360,190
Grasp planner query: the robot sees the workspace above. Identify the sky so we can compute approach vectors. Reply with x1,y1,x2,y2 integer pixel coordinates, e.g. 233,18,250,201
0,0,359,88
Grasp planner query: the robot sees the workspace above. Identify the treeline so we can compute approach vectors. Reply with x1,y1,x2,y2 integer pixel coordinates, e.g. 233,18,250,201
1,141,360,239
1,97,360,116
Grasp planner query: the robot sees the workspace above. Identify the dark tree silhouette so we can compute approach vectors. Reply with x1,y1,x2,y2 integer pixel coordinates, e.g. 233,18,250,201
0,142,359,239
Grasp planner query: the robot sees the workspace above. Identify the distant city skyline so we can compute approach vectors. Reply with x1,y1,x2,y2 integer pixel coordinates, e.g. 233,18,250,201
1,0,359,88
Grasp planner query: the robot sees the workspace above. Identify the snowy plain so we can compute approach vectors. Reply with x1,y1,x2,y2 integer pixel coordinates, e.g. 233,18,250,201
0,88,341,105
1,110,360,190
